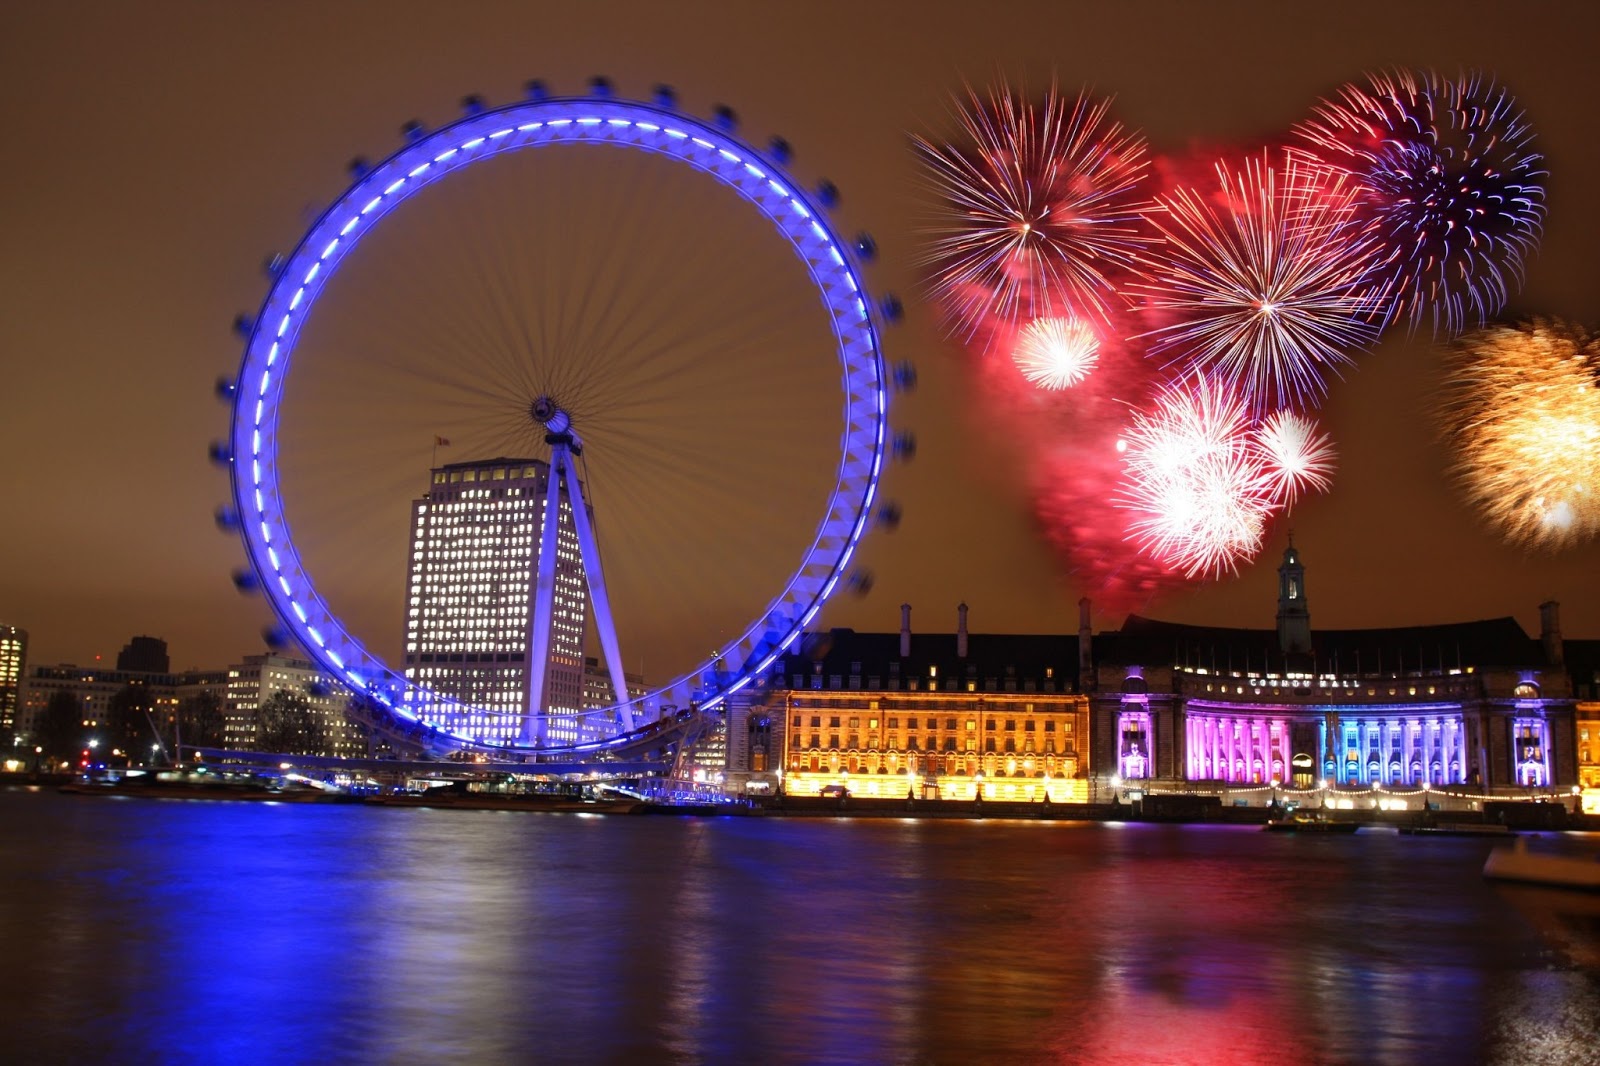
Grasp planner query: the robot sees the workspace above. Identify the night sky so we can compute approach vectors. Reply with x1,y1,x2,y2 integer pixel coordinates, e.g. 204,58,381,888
4,0,1599,674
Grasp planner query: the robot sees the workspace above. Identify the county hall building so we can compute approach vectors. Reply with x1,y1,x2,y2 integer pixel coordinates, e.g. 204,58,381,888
725,544,1593,806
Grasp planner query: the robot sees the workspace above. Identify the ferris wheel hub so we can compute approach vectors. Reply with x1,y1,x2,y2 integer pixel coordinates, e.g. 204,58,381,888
530,395,571,435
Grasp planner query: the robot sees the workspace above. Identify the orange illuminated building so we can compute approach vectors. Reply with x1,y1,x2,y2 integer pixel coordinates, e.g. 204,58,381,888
725,604,1090,802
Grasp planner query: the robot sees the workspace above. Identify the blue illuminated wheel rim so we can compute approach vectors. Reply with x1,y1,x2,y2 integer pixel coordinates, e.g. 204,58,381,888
229,95,888,749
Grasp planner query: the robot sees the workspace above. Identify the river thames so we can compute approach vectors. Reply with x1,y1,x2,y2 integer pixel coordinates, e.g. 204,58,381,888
2,788,1598,1065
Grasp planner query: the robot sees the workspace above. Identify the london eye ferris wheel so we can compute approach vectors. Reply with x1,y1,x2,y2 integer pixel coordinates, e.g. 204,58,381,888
216,81,906,754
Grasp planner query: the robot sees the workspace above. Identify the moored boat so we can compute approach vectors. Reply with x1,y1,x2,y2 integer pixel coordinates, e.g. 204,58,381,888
1263,810,1360,833
1400,823,1516,837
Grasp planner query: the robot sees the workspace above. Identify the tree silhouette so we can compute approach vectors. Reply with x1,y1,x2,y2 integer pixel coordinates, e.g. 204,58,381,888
107,684,159,757
177,690,226,750
34,690,84,761
256,689,329,755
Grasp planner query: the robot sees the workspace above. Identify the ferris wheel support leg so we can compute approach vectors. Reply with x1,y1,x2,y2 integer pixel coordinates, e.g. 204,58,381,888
524,445,566,746
559,447,636,733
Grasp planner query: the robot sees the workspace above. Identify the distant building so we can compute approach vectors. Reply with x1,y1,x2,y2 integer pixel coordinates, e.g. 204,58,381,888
1569,643,1600,812
224,652,361,757
582,656,648,743
116,636,169,674
0,625,26,737
400,457,587,747
726,603,1091,801
20,657,215,754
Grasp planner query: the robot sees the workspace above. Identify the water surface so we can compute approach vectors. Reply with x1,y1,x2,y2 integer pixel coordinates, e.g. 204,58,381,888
3,789,1597,1064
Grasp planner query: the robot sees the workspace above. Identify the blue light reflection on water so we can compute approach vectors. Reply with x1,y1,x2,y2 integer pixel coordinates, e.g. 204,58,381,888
2,790,1597,1065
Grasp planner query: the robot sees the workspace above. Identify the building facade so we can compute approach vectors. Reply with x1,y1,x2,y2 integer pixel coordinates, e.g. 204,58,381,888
400,457,588,747
726,604,1091,802
0,625,26,738
224,652,361,757
1568,640,1600,812
21,653,222,760
116,636,169,674
723,548,1589,806
582,656,648,743
1087,545,1583,801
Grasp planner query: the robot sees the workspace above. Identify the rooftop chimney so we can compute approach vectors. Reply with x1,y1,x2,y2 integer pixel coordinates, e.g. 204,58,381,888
957,602,969,658
1078,597,1094,690
900,603,911,659
1539,600,1563,667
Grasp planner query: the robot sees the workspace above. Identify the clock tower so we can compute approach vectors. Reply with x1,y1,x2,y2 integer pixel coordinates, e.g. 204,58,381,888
1276,536,1312,657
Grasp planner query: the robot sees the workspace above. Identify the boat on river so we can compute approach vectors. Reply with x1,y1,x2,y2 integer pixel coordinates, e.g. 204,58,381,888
1400,822,1516,837
1483,838,1600,890
367,780,646,814
1263,810,1360,833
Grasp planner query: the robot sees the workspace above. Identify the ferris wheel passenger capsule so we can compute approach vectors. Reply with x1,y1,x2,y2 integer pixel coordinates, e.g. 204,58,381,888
215,376,236,402
876,502,902,531
893,361,918,393
262,624,289,650
892,431,917,462
401,120,426,142
652,84,676,108
815,180,839,207
231,568,260,594
525,80,549,101
590,77,613,98
767,136,792,164
214,505,240,532
348,157,371,179
713,106,738,131
847,569,875,596
854,233,877,261
232,314,254,338
461,95,486,116
262,254,285,278
880,295,903,323
208,441,233,466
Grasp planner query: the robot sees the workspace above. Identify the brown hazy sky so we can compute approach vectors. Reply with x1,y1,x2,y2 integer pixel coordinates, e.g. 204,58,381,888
4,0,1599,672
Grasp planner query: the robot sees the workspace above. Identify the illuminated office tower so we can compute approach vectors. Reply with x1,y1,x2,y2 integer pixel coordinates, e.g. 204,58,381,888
402,457,588,746
0,625,27,736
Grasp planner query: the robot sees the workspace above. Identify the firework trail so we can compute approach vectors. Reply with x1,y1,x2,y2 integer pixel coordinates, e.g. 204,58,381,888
913,82,1151,347
1294,69,1545,336
1135,151,1384,413
1436,318,1600,550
